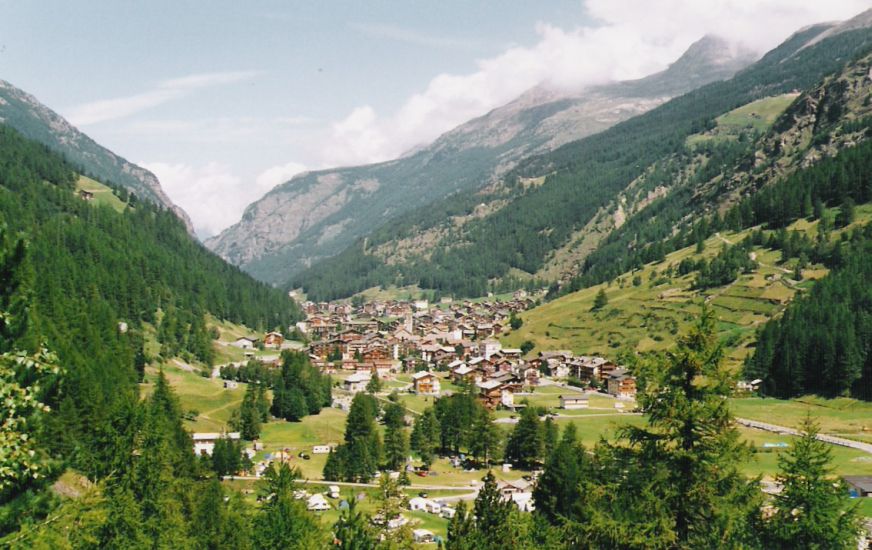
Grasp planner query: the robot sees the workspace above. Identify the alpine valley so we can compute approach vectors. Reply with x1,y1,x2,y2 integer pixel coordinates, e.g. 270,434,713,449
5,5,872,550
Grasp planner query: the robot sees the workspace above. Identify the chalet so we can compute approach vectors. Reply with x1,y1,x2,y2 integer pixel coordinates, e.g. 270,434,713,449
263,331,284,349
475,324,496,339
233,337,257,350
79,189,94,201
307,317,336,339
607,368,637,399
223,380,239,389
192,432,241,456
477,379,504,409
522,366,540,386
498,479,532,497
560,395,589,410
451,363,477,384
343,373,371,393
412,371,441,395
502,348,522,360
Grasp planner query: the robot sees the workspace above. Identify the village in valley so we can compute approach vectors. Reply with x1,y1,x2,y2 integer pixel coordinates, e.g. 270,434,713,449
182,291,641,542
168,287,872,544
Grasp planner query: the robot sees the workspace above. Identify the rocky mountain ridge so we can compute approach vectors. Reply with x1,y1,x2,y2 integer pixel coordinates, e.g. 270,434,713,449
207,35,757,284
0,80,194,233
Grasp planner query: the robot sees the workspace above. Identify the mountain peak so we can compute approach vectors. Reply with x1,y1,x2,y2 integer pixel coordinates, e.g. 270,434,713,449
663,34,758,79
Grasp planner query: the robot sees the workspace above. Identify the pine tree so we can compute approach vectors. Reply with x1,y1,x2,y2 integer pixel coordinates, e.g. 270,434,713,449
382,403,408,471
595,307,762,548
372,475,412,549
592,288,608,311
332,497,377,550
366,374,382,394
504,407,543,469
468,406,501,466
322,448,344,482
254,463,325,549
445,501,476,550
255,382,270,422
763,416,861,549
542,416,559,458
534,423,585,523
287,388,308,422
411,407,440,469
237,382,262,440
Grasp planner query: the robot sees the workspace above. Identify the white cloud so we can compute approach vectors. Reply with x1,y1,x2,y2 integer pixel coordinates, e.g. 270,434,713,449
141,159,307,238
141,161,244,238
320,0,870,167
255,162,308,192
68,71,260,126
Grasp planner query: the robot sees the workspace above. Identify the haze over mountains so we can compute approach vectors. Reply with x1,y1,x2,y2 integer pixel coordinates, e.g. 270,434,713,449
205,35,757,284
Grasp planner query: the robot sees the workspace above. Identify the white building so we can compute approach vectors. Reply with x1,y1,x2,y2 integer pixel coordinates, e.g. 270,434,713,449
343,372,371,393
233,337,256,349
408,496,428,511
307,493,330,511
479,339,502,360
192,432,241,456
413,529,435,543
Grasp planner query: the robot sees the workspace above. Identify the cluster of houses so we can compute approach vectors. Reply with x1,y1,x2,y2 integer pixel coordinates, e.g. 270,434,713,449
297,295,636,410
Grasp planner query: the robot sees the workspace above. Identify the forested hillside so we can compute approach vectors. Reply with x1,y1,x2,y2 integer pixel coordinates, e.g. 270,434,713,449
0,124,300,538
0,80,194,231
294,22,872,301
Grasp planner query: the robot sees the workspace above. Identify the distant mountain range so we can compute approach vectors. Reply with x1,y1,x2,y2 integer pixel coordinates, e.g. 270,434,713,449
206,35,757,284
0,80,194,232
289,9,872,301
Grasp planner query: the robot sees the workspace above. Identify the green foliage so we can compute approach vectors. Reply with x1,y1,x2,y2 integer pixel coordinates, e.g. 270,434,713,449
366,373,382,394
534,423,585,523
254,462,325,549
434,392,479,454
211,434,250,477
270,351,332,421
468,407,502,466
410,407,440,469
576,308,762,548
762,417,861,549
236,381,262,440
382,402,408,471
504,407,543,469
749,228,872,399
592,288,608,310
324,393,382,482
332,497,378,550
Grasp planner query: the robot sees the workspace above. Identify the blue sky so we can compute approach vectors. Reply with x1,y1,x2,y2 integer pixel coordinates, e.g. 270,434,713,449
1,0,870,236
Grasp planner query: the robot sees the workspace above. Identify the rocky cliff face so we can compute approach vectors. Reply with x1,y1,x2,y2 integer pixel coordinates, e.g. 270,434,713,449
207,36,756,284
0,80,194,233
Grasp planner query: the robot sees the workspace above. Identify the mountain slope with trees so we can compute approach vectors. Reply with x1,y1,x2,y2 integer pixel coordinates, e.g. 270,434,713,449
0,123,301,539
207,35,756,284
293,14,872,301
0,80,194,232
